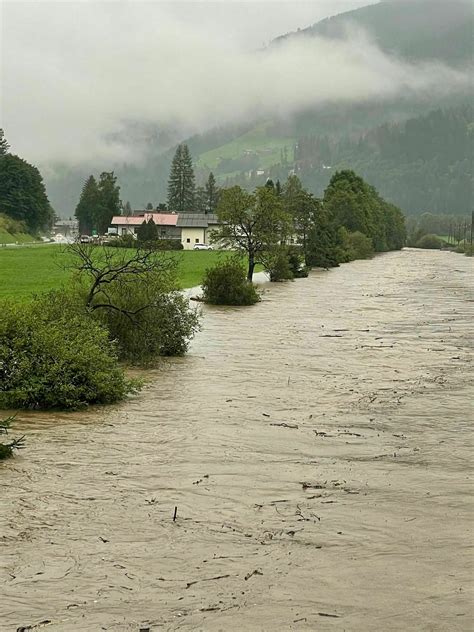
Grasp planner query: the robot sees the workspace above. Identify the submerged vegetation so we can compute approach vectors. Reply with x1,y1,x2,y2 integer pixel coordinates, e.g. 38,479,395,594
202,258,260,306
0,416,25,460
0,127,407,409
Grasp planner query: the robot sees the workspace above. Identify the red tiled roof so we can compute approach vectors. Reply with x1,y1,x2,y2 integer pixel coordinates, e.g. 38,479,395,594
111,213,178,226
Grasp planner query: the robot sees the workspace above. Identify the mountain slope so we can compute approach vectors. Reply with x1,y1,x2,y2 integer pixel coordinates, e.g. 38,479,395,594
45,0,473,217
274,0,472,67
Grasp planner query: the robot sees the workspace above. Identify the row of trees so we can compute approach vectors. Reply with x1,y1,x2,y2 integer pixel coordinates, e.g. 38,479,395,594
212,170,406,281
75,144,219,233
0,129,54,233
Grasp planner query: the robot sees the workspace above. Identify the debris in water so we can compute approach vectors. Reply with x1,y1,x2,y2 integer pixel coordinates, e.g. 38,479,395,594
270,422,299,429
301,481,325,490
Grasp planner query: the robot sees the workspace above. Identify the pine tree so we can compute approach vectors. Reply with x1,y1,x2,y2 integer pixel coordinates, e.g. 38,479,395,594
0,129,10,155
75,175,101,235
167,144,196,213
205,172,219,214
195,186,207,213
137,218,158,244
123,201,132,216
96,171,121,235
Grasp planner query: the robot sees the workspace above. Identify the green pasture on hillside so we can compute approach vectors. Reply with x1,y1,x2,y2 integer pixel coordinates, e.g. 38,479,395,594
0,245,242,299
196,122,294,173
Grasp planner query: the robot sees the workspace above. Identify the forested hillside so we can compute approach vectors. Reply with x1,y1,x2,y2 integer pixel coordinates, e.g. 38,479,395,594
42,0,473,217
294,106,473,215
274,0,472,67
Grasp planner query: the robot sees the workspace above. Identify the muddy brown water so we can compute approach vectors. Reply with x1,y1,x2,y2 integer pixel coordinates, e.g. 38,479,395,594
1,249,473,632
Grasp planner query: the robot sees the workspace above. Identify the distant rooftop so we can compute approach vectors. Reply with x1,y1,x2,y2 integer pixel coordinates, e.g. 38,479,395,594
176,213,219,228
111,213,178,226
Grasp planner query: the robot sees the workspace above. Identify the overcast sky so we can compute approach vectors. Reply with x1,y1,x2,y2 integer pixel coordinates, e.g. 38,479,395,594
1,1,469,166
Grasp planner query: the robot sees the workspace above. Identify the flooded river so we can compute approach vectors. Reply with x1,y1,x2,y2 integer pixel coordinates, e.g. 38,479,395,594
1,249,473,631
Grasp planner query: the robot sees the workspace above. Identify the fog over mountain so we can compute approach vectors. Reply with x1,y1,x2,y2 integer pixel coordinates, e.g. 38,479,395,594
3,0,469,167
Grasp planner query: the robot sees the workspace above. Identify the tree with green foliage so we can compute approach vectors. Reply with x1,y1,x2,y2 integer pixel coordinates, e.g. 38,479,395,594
323,170,405,254
282,175,339,267
0,290,134,410
194,186,208,213
167,143,196,213
67,242,200,362
123,201,132,216
202,258,260,305
136,217,158,244
0,154,53,232
205,172,219,214
96,171,121,235
212,185,292,281
0,129,10,155
75,175,102,235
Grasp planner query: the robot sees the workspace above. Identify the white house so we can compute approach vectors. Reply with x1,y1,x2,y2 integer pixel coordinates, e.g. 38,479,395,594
109,213,180,239
176,213,220,250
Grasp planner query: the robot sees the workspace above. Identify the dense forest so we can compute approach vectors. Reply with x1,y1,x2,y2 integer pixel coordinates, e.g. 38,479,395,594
293,105,473,215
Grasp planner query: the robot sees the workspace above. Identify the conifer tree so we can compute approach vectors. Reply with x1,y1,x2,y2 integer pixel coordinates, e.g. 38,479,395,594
96,171,121,235
75,175,101,235
167,144,196,213
205,172,219,214
0,129,10,155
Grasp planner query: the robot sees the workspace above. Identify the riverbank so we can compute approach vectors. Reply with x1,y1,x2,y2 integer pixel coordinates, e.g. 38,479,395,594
1,249,472,631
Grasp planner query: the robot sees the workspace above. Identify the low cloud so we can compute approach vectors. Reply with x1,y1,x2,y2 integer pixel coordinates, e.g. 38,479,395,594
2,2,470,166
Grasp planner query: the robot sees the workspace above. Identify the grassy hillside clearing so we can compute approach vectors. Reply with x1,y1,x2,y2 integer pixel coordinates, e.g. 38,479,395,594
196,122,294,173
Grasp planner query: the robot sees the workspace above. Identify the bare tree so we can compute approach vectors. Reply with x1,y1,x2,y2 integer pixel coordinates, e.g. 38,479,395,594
66,241,175,322
64,241,200,362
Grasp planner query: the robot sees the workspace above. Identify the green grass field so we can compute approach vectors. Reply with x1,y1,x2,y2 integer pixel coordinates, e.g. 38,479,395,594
0,245,239,299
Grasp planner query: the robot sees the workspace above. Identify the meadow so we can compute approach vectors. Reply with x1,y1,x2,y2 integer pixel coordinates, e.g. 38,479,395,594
0,245,235,299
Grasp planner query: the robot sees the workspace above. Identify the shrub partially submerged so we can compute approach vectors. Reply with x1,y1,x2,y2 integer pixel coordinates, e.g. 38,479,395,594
0,416,25,460
415,234,443,250
67,243,200,364
202,259,260,305
341,229,374,260
0,291,134,410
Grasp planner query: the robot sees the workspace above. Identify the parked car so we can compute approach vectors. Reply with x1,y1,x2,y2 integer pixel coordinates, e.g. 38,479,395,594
79,235,92,243
193,243,213,251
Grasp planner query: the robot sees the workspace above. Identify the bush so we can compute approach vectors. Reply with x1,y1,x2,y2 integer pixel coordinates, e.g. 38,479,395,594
94,279,201,362
415,234,443,250
342,230,374,260
287,246,309,278
202,259,260,305
264,247,294,282
154,239,183,251
0,416,25,460
107,233,136,248
454,242,473,256
68,243,201,364
0,291,134,410
107,236,183,250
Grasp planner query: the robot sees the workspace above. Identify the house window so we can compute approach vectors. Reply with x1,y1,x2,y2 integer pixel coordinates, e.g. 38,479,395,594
186,238,190,243
195,238,199,243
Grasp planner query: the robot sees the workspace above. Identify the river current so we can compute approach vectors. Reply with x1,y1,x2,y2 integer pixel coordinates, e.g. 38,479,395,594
1,249,473,631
